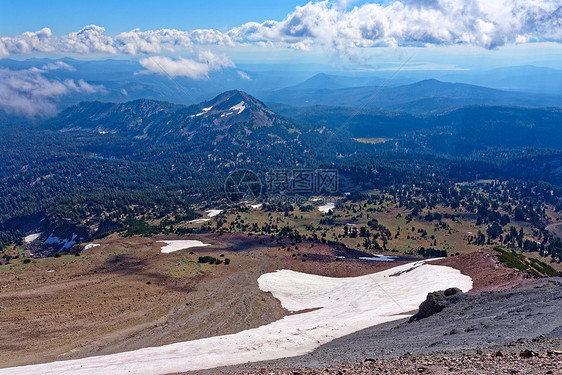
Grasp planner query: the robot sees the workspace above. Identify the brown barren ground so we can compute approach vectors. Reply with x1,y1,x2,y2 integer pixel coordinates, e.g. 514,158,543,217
0,233,407,368
433,248,532,293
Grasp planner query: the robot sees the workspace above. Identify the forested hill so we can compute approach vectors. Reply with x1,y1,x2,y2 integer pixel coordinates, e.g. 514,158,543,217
273,104,562,155
45,90,298,146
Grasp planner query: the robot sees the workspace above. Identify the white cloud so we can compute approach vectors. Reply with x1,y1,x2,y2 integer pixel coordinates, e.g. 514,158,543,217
0,40,8,58
0,67,104,117
1,27,54,54
0,25,231,57
42,60,76,71
237,70,252,80
139,52,234,79
114,28,195,54
230,0,562,52
0,1,560,59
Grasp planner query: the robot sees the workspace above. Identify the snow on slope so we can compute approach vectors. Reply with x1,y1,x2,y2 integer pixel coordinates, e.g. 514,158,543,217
189,218,210,224
44,233,78,252
0,260,471,374
230,101,246,114
158,240,210,253
24,233,42,243
318,202,335,213
206,209,223,217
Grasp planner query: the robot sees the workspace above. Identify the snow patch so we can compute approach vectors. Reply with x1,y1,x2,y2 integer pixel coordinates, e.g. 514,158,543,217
44,233,77,252
24,233,42,243
230,101,246,114
318,203,335,213
44,233,60,245
206,209,223,217
358,255,396,262
189,218,210,224
3,261,471,374
158,240,210,254
83,244,99,250
201,106,213,112
250,203,263,209
336,255,396,262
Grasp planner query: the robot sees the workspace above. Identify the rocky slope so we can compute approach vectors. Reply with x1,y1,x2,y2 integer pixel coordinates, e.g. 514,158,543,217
202,277,562,374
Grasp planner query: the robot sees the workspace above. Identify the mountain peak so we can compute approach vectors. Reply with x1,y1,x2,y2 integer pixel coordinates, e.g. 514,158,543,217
47,90,280,142
204,90,269,110
290,73,346,90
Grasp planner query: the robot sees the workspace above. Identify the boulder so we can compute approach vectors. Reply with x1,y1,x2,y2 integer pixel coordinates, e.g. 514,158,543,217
409,287,464,322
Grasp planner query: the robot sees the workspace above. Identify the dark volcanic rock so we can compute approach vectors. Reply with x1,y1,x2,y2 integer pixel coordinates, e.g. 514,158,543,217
409,287,465,322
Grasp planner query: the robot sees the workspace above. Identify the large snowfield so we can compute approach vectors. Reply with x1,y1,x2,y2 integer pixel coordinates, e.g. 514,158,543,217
1,260,472,374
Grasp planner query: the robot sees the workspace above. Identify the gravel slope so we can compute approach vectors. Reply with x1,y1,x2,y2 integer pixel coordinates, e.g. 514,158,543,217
202,277,562,374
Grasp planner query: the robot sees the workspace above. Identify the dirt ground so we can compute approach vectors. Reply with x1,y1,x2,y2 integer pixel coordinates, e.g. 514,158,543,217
433,248,533,293
0,233,407,368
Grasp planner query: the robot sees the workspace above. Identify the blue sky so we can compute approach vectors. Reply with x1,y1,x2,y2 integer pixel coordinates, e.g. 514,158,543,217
0,1,314,35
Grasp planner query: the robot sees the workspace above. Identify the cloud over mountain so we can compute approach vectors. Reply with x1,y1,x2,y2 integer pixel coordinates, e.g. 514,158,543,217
139,52,234,79
0,67,105,117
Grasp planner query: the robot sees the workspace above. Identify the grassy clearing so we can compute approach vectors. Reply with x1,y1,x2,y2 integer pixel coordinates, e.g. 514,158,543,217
165,259,204,278
353,138,391,144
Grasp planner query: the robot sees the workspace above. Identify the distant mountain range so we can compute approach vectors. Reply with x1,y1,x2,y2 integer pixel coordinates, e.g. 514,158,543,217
440,65,562,95
265,77,562,114
1,58,560,116
44,90,562,157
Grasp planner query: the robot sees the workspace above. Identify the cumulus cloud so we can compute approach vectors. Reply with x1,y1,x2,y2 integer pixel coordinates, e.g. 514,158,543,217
0,1,560,59
0,40,8,58
0,67,105,117
139,52,234,79
42,60,76,71
228,0,562,51
0,25,228,57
